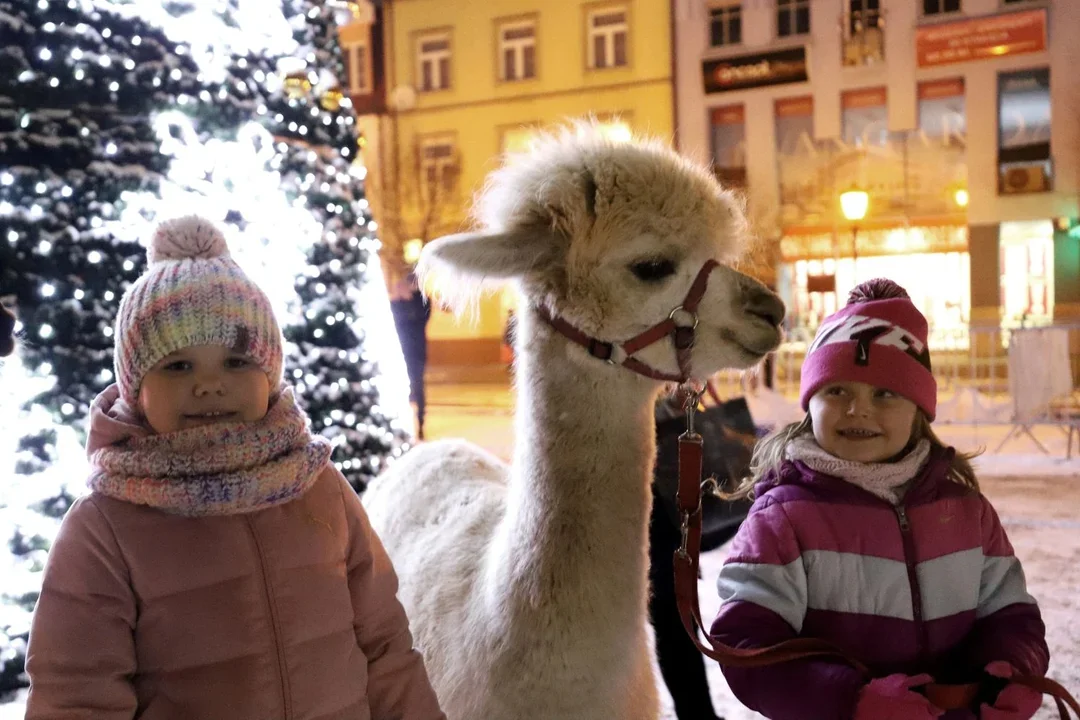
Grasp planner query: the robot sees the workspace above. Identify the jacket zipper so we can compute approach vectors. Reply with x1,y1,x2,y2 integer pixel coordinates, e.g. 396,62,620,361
246,516,292,719
895,505,929,661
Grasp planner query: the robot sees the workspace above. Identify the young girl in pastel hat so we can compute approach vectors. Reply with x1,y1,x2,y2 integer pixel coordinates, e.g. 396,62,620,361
25,216,446,720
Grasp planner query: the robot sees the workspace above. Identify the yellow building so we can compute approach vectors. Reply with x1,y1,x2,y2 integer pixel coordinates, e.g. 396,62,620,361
342,0,673,369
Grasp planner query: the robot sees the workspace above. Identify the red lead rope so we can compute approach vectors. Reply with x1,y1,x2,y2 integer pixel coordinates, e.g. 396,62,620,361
671,396,1080,718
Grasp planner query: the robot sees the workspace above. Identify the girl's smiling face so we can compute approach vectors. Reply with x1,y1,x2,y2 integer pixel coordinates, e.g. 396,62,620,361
809,381,918,463
138,344,270,434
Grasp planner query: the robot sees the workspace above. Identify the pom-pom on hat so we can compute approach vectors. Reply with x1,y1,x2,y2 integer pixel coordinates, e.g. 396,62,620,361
113,215,283,405
799,278,937,420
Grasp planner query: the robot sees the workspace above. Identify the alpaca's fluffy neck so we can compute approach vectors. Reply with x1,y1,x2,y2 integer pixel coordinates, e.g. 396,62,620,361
483,306,661,658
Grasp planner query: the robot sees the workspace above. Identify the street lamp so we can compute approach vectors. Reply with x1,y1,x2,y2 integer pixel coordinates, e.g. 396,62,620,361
840,187,869,264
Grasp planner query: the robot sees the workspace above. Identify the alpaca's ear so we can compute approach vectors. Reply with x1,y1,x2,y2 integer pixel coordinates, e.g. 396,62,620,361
417,228,562,315
419,228,559,280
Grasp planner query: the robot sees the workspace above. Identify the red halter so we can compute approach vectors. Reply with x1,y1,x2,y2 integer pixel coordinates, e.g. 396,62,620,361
535,259,719,383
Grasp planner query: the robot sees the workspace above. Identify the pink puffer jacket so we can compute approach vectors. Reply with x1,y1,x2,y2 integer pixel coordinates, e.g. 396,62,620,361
24,465,445,720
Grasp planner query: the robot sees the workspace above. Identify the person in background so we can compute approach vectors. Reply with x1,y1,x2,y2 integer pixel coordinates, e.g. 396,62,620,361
711,278,1048,720
25,216,445,720
390,271,432,440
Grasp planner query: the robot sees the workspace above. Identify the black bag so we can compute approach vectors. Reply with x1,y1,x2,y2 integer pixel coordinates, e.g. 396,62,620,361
653,395,756,552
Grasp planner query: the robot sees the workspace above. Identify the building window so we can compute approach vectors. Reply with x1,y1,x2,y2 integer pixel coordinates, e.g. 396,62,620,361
709,3,742,47
775,96,814,156
918,78,965,144
588,7,628,69
417,31,451,92
777,0,809,37
709,105,747,190
843,0,884,66
842,87,888,147
998,68,1051,194
419,136,459,201
922,0,960,14
343,42,371,94
499,19,536,81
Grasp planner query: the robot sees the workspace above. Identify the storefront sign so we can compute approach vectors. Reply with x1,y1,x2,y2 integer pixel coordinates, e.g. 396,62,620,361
918,78,964,100
841,87,887,109
915,9,1047,68
703,47,808,94
775,96,813,118
709,105,744,125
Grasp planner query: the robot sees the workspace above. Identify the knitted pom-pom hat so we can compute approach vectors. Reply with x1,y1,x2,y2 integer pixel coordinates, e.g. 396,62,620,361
113,215,283,404
799,278,936,420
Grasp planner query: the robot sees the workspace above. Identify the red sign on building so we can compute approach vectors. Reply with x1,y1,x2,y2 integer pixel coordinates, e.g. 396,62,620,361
915,9,1046,68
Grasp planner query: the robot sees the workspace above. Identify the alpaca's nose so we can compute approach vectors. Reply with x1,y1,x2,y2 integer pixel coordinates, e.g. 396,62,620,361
745,287,785,327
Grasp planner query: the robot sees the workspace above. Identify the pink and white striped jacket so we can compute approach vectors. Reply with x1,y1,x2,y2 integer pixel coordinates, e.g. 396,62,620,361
709,446,1049,720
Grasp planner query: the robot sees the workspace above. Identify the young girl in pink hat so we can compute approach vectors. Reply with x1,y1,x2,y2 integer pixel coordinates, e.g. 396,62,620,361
25,216,445,720
710,278,1049,720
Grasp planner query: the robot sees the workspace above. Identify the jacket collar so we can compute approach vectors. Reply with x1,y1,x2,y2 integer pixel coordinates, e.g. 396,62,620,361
760,443,959,507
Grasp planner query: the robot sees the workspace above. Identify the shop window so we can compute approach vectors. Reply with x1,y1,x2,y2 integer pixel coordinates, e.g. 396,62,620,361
709,3,742,47
842,87,888,147
918,79,965,145
922,0,960,15
343,41,371,95
843,0,884,66
417,31,452,92
498,19,536,81
775,96,814,155
998,68,1051,194
1000,220,1054,325
777,0,810,37
588,7,628,69
786,250,971,345
709,105,747,191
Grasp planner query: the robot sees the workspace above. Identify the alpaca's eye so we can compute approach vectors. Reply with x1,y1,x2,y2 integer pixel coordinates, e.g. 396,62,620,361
629,258,676,283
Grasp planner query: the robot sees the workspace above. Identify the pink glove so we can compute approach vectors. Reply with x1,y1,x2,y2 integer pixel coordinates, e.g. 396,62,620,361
854,673,945,720
980,661,1042,720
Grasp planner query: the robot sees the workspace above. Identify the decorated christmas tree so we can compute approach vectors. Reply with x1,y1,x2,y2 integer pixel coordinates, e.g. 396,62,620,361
0,0,409,698
279,0,411,491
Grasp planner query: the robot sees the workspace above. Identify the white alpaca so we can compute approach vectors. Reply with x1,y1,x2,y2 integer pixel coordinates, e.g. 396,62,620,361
363,124,785,720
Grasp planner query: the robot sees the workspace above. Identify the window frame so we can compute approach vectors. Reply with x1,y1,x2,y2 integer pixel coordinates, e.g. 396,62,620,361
996,67,1052,194
708,104,748,191
776,0,810,39
847,0,882,34
586,5,629,71
497,17,538,82
342,40,372,95
416,29,452,93
921,0,962,16
709,3,743,47
843,0,885,66
418,134,460,202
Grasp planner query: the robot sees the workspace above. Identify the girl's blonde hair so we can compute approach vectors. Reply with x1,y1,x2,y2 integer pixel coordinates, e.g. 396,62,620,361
724,412,980,501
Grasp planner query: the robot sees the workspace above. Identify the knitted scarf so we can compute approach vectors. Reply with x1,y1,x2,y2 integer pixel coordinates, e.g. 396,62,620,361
87,385,331,516
785,434,932,505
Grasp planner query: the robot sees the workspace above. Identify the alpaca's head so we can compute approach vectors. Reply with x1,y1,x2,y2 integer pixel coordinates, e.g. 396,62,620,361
419,121,785,381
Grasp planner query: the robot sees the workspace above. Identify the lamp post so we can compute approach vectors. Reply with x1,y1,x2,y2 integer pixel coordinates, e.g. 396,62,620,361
840,187,869,266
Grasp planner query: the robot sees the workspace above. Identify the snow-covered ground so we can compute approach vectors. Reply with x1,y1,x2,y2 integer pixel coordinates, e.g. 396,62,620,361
3,384,1076,719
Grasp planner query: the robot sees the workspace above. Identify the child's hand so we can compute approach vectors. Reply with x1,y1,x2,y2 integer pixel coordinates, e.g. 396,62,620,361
979,661,1042,720
854,673,945,720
